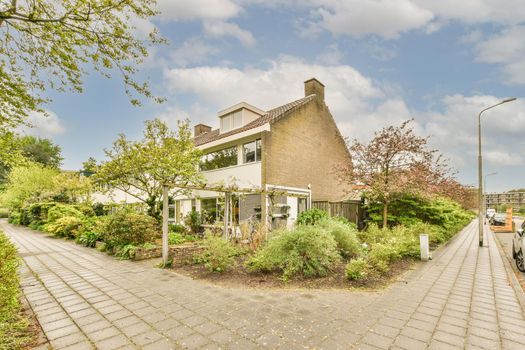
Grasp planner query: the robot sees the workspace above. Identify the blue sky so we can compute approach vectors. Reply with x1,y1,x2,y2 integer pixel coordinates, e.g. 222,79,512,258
24,0,525,192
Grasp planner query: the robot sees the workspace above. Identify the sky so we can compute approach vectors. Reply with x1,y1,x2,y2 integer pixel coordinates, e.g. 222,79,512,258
22,0,525,193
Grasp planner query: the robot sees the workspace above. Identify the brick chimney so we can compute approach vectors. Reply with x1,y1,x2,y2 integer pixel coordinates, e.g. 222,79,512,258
194,124,212,137
304,78,325,101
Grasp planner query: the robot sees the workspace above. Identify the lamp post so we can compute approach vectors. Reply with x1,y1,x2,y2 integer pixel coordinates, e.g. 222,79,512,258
478,98,516,247
484,172,497,224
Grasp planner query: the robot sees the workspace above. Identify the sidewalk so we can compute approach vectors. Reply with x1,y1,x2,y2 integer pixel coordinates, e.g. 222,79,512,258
3,219,525,349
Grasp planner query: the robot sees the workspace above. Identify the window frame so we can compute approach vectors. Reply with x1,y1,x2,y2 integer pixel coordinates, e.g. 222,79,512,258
242,138,262,164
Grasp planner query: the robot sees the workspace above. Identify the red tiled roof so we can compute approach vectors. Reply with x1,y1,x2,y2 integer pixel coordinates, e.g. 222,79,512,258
194,95,316,146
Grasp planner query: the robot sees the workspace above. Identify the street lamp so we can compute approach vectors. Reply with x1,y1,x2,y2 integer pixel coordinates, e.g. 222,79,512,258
484,172,497,224
478,98,517,247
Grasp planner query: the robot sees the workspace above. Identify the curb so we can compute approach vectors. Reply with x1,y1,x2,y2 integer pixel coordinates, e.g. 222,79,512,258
492,230,525,315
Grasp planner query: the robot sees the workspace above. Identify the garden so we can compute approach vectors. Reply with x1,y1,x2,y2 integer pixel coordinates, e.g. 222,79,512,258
166,195,474,289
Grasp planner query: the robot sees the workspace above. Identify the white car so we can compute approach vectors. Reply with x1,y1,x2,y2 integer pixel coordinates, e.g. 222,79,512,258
512,222,525,272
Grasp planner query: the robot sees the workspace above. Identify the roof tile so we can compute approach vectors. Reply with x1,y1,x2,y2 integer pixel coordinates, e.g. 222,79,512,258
194,95,315,146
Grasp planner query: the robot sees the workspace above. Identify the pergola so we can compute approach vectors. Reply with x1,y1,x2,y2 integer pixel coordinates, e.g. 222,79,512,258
160,182,311,265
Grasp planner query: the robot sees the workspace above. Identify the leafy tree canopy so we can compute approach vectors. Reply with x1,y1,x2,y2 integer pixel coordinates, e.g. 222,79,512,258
0,162,59,210
338,120,455,228
0,0,164,128
95,119,203,220
19,135,63,168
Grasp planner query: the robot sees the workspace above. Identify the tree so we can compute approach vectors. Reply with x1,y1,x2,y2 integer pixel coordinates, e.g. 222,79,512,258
0,162,59,210
95,119,203,220
54,171,93,203
81,157,98,177
0,130,26,185
338,120,450,228
19,135,63,168
0,0,164,128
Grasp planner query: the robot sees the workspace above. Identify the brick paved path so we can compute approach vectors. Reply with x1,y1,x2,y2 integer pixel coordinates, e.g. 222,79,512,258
3,219,525,350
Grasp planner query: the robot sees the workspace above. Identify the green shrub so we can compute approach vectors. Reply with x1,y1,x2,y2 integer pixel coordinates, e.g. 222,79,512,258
346,258,368,281
246,225,341,280
366,195,474,232
169,232,185,245
7,211,21,225
115,244,138,260
368,243,400,274
92,202,109,216
18,207,31,226
96,242,107,252
47,204,84,223
195,234,240,272
45,216,83,238
168,232,199,245
77,231,101,247
75,204,95,217
101,209,158,249
332,216,356,227
169,224,186,234
0,231,33,349
184,210,202,234
317,218,361,258
26,202,57,224
296,208,328,226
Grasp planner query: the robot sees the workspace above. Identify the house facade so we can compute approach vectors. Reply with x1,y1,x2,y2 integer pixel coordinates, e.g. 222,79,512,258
172,78,352,229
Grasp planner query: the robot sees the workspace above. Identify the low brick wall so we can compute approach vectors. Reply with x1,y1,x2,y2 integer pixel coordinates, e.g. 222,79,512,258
133,246,162,260
169,243,203,266
131,243,203,263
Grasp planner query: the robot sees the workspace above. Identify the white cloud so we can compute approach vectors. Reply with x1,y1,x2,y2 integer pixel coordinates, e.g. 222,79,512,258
413,0,525,26
288,0,525,39
304,0,434,39
164,56,382,118
17,110,66,138
316,44,343,65
156,0,241,21
485,150,523,166
169,38,219,67
475,25,525,84
422,94,525,170
203,21,256,47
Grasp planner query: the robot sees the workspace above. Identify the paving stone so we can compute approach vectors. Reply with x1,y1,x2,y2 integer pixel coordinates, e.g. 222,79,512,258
48,332,87,349
120,321,152,337
131,330,164,346
88,326,121,342
179,332,211,348
44,324,80,340
6,220,525,350
95,334,130,350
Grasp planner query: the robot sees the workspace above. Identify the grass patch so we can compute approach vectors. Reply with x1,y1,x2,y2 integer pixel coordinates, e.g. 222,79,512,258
0,230,34,350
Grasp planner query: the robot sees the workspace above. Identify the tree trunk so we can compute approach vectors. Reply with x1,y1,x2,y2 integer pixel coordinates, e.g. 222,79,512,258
382,203,388,229
146,195,160,222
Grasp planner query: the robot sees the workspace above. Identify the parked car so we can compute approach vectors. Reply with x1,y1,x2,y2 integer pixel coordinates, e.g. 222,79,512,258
512,221,525,272
491,213,507,226
486,208,496,219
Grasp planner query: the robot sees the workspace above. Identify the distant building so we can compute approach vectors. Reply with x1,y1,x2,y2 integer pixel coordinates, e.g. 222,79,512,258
485,192,525,209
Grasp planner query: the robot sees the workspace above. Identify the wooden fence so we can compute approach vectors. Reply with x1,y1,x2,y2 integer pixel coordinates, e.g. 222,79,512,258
312,201,362,225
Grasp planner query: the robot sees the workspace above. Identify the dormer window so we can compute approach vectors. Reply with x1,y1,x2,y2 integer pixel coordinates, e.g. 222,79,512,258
220,110,243,133
217,102,265,134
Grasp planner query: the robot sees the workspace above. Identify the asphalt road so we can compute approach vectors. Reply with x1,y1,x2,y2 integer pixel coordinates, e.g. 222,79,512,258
493,218,525,291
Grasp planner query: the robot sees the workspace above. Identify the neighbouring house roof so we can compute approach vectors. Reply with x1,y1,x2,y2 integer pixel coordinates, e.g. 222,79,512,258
194,94,316,146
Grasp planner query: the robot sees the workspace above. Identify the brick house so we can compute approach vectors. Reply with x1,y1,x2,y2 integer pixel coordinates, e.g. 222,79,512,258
172,78,353,229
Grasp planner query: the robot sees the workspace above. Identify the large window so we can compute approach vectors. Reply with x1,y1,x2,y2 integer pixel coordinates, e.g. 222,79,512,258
200,146,238,171
243,139,262,163
200,197,239,224
220,111,242,132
